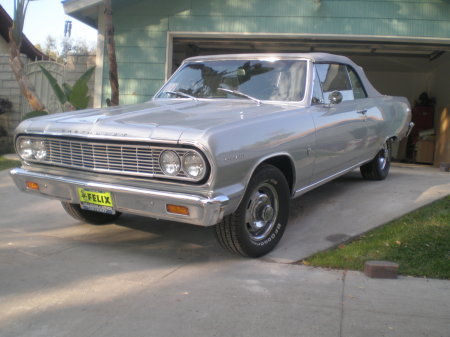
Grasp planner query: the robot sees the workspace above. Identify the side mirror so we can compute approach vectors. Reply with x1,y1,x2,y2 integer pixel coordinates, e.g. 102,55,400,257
328,91,343,104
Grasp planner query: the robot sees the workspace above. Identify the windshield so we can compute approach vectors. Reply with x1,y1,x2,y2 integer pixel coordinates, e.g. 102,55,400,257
156,59,307,102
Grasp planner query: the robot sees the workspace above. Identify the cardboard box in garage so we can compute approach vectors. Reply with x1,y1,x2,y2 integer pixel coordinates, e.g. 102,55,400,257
416,139,435,164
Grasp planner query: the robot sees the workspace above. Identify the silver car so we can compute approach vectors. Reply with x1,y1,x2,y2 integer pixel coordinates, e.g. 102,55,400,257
10,53,413,257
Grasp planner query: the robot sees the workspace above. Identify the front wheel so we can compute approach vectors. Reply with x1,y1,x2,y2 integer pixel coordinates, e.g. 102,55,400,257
215,164,290,257
360,140,391,180
61,201,122,225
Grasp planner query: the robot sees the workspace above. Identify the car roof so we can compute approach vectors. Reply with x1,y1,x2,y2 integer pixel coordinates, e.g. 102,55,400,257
184,52,352,64
182,53,382,98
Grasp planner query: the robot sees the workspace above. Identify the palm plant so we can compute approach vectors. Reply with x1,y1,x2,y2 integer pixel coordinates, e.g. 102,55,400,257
9,0,47,112
39,65,95,111
104,0,119,106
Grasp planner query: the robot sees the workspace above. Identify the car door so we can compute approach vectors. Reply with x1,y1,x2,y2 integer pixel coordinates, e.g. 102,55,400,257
310,63,368,182
346,66,384,159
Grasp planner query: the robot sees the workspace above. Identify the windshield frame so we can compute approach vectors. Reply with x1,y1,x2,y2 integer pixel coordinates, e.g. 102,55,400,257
153,56,312,105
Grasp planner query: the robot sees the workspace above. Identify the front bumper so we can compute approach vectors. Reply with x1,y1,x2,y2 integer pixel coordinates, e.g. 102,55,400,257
10,168,228,226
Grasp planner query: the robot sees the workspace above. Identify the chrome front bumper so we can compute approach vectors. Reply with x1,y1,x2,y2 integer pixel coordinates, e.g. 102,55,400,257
10,168,228,226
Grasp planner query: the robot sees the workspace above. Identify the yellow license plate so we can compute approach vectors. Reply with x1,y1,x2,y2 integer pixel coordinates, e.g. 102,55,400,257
78,188,115,214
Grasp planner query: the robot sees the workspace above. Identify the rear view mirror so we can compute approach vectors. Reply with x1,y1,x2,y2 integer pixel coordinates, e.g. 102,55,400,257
328,91,343,104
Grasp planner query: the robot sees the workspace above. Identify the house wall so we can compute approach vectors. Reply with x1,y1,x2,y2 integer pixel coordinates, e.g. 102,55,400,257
106,0,450,106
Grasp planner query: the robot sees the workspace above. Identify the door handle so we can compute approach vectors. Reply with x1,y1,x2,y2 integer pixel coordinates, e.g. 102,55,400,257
357,109,367,115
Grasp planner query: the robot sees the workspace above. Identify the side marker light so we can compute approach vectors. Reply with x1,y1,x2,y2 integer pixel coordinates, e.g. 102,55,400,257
166,204,190,216
26,181,39,190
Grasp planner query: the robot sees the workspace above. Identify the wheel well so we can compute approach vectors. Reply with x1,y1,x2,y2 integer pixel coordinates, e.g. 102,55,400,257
260,156,295,194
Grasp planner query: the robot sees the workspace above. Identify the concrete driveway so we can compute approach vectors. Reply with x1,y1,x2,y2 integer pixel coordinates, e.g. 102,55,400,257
268,163,450,262
1,163,449,337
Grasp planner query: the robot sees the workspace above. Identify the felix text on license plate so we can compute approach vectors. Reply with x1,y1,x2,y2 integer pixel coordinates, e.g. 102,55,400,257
77,188,115,214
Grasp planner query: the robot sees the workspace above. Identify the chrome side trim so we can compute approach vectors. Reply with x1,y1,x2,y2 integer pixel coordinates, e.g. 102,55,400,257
293,159,371,198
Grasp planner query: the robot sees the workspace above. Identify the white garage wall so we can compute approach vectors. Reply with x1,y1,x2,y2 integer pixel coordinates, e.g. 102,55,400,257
430,53,450,111
364,71,431,105
348,55,434,106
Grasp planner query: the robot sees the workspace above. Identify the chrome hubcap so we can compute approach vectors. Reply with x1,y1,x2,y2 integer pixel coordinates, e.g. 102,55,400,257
261,205,274,222
245,183,279,241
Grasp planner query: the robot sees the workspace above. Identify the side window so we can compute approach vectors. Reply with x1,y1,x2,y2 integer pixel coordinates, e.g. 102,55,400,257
316,63,354,103
347,66,367,99
312,68,324,104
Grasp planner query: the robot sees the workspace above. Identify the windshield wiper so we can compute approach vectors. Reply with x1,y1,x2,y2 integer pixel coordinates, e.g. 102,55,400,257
217,88,261,105
162,91,198,101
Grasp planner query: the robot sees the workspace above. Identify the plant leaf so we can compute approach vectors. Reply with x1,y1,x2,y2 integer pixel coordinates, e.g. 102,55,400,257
69,82,89,110
39,65,67,105
22,110,49,121
74,66,95,87
62,83,72,98
69,66,95,110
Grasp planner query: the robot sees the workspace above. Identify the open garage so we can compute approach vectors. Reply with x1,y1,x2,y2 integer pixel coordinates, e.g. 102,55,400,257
170,34,450,163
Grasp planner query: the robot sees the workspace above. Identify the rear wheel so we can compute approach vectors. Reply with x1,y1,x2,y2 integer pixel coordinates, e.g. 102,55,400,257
61,201,122,225
360,140,391,180
215,164,290,257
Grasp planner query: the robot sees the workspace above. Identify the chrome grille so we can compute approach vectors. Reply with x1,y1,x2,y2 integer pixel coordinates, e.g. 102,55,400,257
42,138,189,178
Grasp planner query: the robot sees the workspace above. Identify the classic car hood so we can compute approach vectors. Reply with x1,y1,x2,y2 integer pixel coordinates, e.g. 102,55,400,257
19,100,299,142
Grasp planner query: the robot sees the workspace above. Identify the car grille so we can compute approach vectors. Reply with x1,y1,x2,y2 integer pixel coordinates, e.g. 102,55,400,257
42,138,190,178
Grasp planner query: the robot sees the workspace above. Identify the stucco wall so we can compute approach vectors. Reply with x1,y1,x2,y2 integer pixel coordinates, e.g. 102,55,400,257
105,0,450,105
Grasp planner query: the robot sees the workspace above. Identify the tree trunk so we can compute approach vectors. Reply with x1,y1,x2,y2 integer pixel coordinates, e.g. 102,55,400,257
8,28,46,112
104,0,119,106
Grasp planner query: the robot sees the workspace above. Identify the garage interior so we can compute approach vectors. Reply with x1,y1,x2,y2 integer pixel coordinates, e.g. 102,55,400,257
171,36,450,165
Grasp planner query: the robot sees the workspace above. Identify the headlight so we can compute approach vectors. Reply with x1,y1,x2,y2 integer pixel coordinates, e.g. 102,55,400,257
159,150,181,176
18,138,34,160
32,140,47,160
182,151,205,179
17,137,48,161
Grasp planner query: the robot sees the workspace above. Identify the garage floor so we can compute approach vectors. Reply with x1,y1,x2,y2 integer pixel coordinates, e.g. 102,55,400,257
1,163,450,337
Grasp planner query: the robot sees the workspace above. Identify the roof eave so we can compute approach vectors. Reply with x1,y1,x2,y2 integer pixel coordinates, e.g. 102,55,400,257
0,5,50,60
62,0,101,28
62,0,102,13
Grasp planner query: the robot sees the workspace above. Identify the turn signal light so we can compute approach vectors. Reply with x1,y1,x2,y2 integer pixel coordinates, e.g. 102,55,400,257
166,204,190,216
26,181,39,190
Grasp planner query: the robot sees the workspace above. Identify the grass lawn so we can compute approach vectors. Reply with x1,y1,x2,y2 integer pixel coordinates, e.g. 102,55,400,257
304,196,450,279
0,156,20,171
